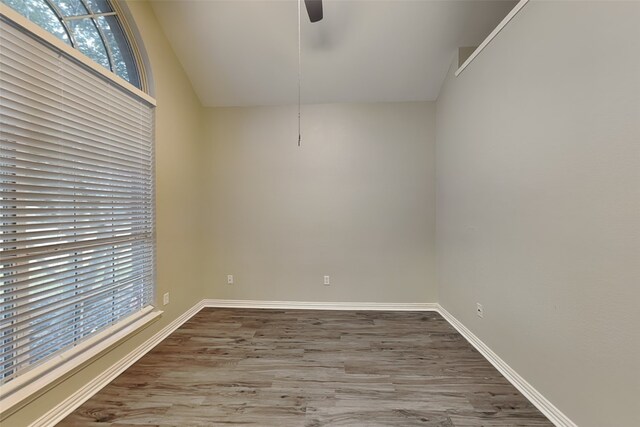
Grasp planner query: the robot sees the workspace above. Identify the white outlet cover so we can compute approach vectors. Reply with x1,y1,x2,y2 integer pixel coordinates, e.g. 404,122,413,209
227,275,234,284
324,276,330,285
163,293,170,306
476,303,484,318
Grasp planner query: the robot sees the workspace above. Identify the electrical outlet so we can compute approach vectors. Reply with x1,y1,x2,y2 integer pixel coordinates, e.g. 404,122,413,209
227,275,234,284
163,292,170,306
476,303,484,318
324,275,330,286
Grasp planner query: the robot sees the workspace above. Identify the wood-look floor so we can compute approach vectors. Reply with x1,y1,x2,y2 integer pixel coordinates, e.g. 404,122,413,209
59,308,552,426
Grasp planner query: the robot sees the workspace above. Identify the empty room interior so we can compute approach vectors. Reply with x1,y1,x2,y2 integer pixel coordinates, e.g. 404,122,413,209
0,0,638,426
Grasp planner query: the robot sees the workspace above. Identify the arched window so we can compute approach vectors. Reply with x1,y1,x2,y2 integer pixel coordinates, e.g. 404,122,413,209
1,0,141,88
1,0,156,410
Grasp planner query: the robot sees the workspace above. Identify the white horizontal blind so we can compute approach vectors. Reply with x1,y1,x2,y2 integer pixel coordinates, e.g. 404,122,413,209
0,17,155,385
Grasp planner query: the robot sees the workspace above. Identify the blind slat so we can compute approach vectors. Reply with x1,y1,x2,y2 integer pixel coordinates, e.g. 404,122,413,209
2,289,152,355
0,64,153,134
2,126,151,169
3,137,150,173
0,217,151,233
0,17,155,386
0,171,150,193
1,164,151,189
2,140,150,178
2,191,150,204
1,273,150,333
1,115,152,163
2,290,152,368
1,102,153,156
0,285,152,374
0,244,150,282
0,228,151,251
5,254,153,308
0,240,148,275
2,145,151,181
1,184,150,200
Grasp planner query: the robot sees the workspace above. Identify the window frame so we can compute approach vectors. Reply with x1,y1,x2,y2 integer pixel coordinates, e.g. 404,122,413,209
2,0,144,89
0,2,154,105
0,2,159,416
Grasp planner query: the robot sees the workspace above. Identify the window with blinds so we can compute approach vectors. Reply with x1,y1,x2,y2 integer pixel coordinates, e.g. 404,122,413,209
0,16,155,388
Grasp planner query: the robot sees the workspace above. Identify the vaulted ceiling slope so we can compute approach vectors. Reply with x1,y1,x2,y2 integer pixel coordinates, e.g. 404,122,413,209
150,0,516,107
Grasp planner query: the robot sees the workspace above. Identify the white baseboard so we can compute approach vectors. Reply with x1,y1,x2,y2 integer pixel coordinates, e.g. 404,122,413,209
436,304,577,427
29,299,574,427
203,299,439,311
29,300,206,427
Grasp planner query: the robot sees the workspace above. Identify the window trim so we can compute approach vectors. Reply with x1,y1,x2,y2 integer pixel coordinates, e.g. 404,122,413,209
0,2,156,106
110,0,154,97
0,4,159,416
0,307,161,417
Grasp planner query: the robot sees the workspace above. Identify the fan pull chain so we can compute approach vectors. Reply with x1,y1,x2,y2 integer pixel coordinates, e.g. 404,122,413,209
297,0,302,147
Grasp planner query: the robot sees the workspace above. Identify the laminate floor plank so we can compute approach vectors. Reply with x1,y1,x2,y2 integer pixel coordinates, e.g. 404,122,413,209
58,309,551,426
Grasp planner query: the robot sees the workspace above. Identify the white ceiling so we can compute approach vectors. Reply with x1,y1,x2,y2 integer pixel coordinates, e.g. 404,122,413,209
149,0,516,107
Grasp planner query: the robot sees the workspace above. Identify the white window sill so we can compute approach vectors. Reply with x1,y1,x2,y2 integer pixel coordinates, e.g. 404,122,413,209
0,306,162,418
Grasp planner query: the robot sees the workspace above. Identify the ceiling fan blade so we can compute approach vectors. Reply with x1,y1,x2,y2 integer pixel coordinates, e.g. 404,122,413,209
304,0,323,22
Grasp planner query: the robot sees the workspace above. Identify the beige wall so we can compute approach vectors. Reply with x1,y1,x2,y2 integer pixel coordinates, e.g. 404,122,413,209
436,2,640,426
201,102,436,303
3,1,205,425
